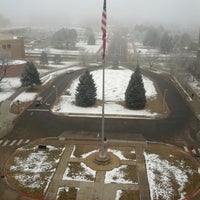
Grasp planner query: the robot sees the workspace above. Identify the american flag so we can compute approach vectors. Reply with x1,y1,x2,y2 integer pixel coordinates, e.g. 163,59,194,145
101,0,107,61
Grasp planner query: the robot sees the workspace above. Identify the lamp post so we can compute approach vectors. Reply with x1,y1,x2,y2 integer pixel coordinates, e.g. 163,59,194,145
53,85,57,101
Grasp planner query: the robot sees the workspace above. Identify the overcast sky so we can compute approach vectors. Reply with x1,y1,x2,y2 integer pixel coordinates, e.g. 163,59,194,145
1,0,200,28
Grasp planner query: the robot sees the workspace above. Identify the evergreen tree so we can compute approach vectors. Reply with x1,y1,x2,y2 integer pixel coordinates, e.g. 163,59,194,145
143,27,160,48
51,28,77,49
20,62,41,87
75,70,96,107
87,33,96,45
159,32,173,54
53,54,61,65
125,65,146,109
40,52,48,65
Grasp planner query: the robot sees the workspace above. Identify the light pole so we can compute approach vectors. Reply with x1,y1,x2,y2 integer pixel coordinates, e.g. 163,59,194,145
53,85,57,101
162,89,167,113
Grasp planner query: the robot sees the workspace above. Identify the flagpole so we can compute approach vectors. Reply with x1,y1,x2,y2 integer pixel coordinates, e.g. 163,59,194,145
100,0,107,159
99,58,106,158
95,0,110,163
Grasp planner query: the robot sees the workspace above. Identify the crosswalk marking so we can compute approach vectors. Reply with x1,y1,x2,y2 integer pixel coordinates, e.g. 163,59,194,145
25,139,30,144
0,139,31,147
17,139,23,146
9,140,17,146
2,140,10,147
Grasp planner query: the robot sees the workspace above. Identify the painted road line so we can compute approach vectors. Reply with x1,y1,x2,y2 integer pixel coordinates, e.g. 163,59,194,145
2,140,10,147
16,139,23,146
24,139,30,144
9,140,17,146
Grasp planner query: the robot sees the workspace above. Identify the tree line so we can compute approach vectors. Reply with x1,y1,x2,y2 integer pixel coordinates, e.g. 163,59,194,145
135,25,196,54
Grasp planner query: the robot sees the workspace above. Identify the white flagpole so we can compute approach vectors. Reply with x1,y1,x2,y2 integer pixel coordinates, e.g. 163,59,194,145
98,0,108,160
99,59,106,158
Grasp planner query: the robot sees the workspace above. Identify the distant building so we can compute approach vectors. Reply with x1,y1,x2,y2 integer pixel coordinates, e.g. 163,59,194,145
0,34,26,77
0,34,25,60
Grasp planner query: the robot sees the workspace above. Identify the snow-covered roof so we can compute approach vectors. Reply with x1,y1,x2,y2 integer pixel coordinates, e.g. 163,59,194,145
0,33,18,41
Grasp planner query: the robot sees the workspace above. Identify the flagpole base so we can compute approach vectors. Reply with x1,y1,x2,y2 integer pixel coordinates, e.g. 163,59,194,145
94,151,111,165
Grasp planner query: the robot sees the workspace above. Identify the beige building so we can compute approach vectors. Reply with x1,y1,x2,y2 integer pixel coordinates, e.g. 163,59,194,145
0,34,25,60
0,34,26,77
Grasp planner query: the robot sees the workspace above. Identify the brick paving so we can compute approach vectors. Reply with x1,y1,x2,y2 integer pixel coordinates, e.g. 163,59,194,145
41,138,200,200
43,139,152,200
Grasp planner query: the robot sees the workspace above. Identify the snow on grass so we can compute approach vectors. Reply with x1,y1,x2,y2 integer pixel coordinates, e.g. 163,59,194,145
0,78,21,102
69,68,156,100
76,40,101,54
108,148,134,160
63,162,96,182
70,145,98,158
26,48,80,56
0,59,26,66
8,145,65,195
0,91,13,102
12,92,37,103
105,165,138,184
52,68,158,117
71,146,136,161
47,61,78,68
115,190,122,200
7,60,26,65
144,152,195,200
187,76,200,96
36,61,78,69
0,77,21,89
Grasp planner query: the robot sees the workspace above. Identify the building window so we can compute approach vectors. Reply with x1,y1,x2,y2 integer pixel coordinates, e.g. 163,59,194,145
2,44,6,49
7,44,11,48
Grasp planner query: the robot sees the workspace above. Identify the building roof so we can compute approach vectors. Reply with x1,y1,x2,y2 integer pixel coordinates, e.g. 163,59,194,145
0,33,18,41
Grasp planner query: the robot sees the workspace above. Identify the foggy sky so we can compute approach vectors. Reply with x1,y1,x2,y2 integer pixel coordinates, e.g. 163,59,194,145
0,0,200,28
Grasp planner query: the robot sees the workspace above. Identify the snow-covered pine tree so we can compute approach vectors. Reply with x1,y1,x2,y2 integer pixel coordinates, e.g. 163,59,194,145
75,70,97,107
20,62,41,87
125,64,146,109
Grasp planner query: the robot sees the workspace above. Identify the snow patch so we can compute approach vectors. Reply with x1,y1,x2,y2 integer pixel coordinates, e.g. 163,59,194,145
144,152,194,200
52,68,158,117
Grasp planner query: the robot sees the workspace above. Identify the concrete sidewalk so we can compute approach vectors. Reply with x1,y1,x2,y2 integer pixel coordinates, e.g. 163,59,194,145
43,138,200,200
0,100,16,138
0,87,25,138
44,139,150,200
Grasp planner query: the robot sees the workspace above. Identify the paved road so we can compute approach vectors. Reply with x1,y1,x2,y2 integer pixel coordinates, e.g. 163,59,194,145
4,67,199,145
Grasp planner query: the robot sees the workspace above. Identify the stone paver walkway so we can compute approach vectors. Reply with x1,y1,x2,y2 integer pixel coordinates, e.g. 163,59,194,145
45,139,150,200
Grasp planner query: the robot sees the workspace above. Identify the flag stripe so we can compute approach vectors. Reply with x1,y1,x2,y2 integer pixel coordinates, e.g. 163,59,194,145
101,0,107,60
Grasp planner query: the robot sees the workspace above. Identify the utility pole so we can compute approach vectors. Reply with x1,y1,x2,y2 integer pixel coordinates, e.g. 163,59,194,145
53,85,57,101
